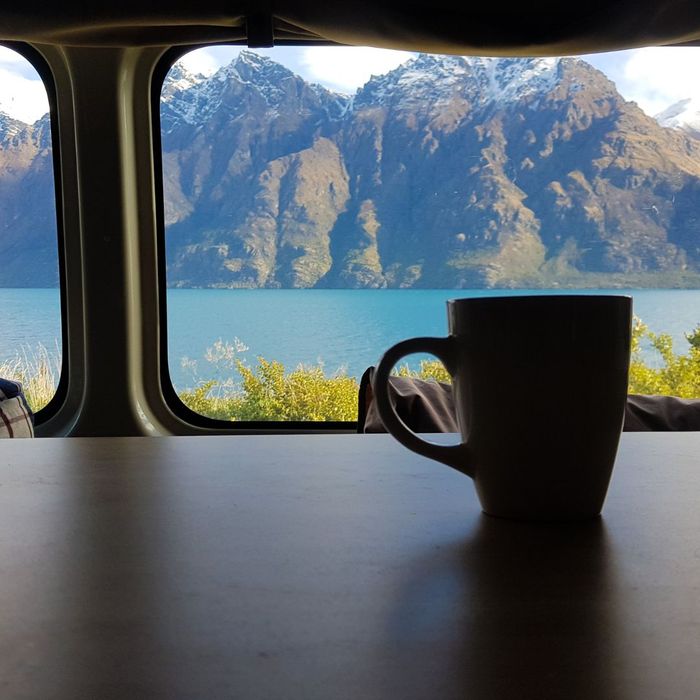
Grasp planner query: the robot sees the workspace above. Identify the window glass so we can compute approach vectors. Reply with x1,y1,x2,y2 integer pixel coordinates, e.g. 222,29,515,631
160,46,700,421
0,45,61,413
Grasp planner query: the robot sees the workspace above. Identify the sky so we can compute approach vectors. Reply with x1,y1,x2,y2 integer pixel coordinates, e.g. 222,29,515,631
2,43,700,124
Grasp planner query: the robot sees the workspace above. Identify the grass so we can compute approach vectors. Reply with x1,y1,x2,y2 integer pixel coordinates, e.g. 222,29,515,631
0,343,61,412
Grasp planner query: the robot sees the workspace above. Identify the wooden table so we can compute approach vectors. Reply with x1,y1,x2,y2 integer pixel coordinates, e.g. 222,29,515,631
0,433,698,699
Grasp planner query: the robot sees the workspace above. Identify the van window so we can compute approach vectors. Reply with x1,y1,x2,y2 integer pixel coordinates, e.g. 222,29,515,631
0,45,62,414
158,46,700,423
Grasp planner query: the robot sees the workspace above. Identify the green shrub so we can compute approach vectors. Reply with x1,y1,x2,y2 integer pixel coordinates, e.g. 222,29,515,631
397,359,451,383
628,319,700,398
179,380,237,420
233,359,357,421
178,340,358,421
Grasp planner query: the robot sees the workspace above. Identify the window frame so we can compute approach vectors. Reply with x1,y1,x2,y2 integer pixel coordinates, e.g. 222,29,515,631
0,41,68,425
152,43,358,432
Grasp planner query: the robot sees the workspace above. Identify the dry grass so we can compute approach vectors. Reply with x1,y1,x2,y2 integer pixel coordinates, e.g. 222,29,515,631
0,343,61,412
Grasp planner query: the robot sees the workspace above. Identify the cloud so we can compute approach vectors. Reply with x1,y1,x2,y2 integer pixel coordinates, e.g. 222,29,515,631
0,46,26,66
0,66,49,123
177,48,222,77
3,43,700,124
299,46,414,93
0,46,49,122
173,45,414,94
619,47,700,115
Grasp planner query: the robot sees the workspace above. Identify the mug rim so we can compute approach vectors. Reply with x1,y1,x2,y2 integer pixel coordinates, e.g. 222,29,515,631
447,293,632,305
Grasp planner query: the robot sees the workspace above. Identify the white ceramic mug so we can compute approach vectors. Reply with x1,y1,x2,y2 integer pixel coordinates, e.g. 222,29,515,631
372,295,632,520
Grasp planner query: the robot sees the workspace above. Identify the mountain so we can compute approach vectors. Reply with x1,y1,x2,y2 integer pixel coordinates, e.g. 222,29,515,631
0,112,58,286
3,51,700,288
656,98,700,139
162,51,352,288
162,52,700,288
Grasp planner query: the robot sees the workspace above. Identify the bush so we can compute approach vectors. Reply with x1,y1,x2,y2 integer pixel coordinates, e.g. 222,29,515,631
628,318,700,398
178,340,358,421
396,359,451,383
233,359,357,421
178,380,236,420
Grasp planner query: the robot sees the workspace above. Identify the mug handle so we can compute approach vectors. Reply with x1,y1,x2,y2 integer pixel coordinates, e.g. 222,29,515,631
372,336,473,478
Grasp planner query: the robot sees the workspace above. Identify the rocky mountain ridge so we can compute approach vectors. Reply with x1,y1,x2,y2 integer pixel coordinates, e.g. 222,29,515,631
0,111,57,286
161,52,700,288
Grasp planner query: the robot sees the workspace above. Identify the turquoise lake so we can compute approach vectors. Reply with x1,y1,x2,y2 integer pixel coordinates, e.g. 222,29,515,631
1,288,699,391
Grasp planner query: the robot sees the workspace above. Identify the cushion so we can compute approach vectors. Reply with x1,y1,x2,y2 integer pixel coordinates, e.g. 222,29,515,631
359,367,457,433
0,378,34,438
358,367,700,433
624,394,700,431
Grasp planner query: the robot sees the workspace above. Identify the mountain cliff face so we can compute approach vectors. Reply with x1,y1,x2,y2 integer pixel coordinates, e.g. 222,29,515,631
0,113,58,287
161,52,700,288
2,51,700,288
161,53,351,288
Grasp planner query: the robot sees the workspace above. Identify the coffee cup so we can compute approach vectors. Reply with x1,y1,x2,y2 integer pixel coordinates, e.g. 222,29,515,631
372,295,632,521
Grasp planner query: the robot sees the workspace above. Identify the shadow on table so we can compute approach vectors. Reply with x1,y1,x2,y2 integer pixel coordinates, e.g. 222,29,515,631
385,515,618,700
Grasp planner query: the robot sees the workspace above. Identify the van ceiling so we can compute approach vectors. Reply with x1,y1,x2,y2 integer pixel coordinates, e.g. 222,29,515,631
0,0,699,53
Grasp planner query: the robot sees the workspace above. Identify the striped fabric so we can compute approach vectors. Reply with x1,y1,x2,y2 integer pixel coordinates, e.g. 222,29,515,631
0,378,34,438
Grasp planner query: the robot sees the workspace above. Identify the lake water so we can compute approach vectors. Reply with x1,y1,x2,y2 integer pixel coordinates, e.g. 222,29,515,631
1,288,699,391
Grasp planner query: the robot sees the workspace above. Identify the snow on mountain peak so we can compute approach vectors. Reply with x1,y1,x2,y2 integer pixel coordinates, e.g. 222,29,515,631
355,54,565,110
471,57,562,103
163,62,206,96
213,50,295,87
161,52,577,132
655,97,700,136
355,54,475,107
0,111,26,139
162,52,290,128
162,51,352,130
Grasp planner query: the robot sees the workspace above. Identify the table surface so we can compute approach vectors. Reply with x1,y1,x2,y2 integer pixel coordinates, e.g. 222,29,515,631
0,433,699,700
